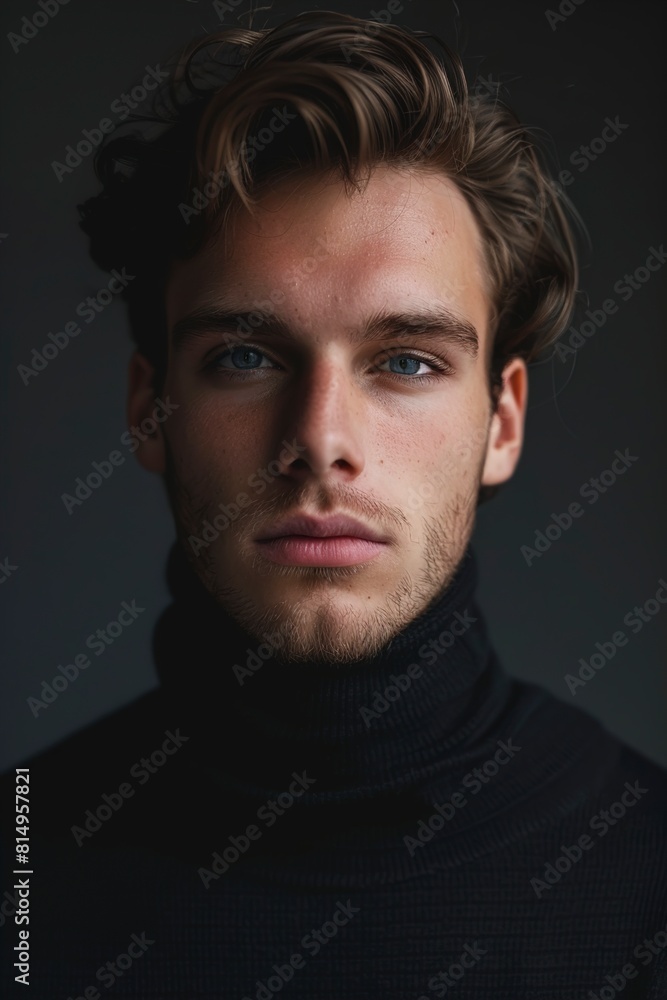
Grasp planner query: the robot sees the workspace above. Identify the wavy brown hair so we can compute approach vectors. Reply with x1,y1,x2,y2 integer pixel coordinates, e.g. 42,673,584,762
79,9,581,486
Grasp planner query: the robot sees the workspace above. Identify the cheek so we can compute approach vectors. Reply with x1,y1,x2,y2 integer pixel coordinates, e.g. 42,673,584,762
166,363,267,439
163,393,236,475
390,411,488,510
382,390,483,462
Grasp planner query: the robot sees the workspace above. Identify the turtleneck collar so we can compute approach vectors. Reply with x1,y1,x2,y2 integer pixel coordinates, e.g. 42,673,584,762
152,541,618,883
154,542,513,801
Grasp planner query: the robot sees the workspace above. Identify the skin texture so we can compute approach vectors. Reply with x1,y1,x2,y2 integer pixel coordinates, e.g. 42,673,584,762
128,164,528,664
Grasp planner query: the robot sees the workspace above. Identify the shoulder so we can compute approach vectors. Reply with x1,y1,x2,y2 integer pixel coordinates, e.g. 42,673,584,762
1,687,181,825
496,677,667,860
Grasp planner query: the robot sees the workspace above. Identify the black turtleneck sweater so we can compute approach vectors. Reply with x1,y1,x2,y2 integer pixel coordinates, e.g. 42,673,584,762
2,544,667,999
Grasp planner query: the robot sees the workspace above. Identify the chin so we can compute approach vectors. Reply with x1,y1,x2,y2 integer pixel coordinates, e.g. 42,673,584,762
225,583,405,665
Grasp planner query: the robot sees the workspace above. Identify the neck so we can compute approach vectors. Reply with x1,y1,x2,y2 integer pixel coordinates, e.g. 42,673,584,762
150,544,616,883
154,543,511,801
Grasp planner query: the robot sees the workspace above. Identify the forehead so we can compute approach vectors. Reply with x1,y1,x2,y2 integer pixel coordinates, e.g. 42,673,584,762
166,165,493,355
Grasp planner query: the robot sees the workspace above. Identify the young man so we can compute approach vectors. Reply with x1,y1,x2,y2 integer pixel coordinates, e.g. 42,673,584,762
3,11,666,999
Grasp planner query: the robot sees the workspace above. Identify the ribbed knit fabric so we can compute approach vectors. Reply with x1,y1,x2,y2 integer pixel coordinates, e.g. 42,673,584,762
2,543,666,999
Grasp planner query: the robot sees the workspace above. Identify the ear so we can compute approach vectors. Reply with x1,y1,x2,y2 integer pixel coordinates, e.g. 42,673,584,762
126,351,166,474
481,356,528,487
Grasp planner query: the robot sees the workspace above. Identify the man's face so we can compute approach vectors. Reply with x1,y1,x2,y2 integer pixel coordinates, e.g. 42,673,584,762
139,165,526,663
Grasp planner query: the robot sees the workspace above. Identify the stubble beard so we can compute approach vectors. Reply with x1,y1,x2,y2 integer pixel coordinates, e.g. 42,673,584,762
163,443,481,665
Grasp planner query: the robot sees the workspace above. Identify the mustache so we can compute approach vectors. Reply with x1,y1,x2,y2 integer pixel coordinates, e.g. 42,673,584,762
241,483,409,539
161,441,409,543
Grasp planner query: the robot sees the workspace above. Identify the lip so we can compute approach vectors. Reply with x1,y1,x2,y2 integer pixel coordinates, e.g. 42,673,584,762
255,513,387,544
255,535,387,567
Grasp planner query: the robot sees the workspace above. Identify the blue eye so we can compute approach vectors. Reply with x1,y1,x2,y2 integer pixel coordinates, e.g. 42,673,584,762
382,355,425,376
206,345,272,373
203,343,454,385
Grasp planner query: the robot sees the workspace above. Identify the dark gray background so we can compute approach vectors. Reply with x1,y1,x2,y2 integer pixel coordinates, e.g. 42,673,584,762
2,0,665,770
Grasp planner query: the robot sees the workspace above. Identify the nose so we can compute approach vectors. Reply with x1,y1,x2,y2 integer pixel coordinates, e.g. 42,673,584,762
274,356,366,484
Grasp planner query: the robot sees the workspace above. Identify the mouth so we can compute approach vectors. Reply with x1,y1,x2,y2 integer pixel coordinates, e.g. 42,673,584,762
255,535,388,567
254,513,389,567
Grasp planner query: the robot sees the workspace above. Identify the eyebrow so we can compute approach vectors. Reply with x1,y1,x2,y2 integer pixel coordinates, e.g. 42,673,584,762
170,304,480,360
